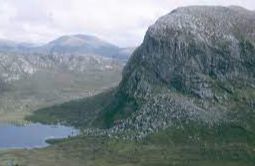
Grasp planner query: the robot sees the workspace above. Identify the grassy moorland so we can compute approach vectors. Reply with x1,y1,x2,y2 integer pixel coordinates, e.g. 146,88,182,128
25,88,138,129
0,126,254,166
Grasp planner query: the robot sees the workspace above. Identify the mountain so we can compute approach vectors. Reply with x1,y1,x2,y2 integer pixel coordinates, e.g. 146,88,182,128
0,35,133,61
108,5,255,138
121,5,255,99
37,35,120,57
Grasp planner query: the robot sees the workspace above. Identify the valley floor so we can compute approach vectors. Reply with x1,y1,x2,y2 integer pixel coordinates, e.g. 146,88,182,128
0,134,254,166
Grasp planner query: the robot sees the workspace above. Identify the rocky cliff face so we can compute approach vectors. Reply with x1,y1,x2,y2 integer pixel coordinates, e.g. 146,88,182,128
120,6,255,100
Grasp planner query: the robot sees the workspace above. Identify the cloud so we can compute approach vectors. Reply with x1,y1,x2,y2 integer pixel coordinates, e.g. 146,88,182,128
0,0,254,47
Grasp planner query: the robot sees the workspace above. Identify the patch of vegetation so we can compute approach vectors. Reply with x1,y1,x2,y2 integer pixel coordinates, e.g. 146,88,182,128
26,89,116,128
26,88,138,129
93,91,138,128
1,121,255,166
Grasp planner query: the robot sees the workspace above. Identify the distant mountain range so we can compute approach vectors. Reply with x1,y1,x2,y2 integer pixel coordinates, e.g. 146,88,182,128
0,34,135,83
0,34,135,62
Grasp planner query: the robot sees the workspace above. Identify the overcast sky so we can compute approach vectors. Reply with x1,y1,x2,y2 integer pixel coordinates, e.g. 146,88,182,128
0,0,254,47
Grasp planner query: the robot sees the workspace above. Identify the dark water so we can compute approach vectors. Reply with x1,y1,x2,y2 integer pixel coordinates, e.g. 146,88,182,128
0,123,79,149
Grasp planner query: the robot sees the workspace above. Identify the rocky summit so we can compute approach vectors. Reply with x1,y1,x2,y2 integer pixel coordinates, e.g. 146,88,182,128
121,6,255,99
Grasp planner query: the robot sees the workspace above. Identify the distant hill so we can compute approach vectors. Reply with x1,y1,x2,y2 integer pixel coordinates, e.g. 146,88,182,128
37,35,120,57
0,34,134,62
0,39,36,53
